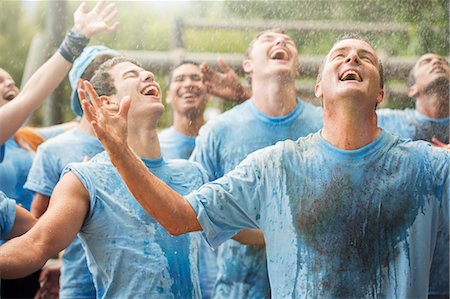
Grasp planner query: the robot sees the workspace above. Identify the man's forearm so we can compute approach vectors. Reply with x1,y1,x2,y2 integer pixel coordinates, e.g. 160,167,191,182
108,145,202,236
0,53,71,144
0,235,49,278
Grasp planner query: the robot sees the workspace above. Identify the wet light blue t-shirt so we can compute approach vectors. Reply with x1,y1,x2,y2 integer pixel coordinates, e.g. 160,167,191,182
65,152,208,299
25,128,103,299
187,130,449,298
0,191,16,240
378,108,449,143
0,137,35,210
0,125,66,210
159,126,217,299
378,108,449,297
159,126,196,160
190,98,323,298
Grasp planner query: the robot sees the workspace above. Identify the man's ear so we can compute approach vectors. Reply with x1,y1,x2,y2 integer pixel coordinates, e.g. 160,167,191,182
100,95,120,113
314,82,323,99
243,59,253,74
376,89,385,105
165,90,173,105
407,85,418,98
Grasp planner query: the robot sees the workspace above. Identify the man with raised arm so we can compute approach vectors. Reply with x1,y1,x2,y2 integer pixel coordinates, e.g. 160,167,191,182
75,36,448,298
24,46,117,299
191,29,323,298
377,52,449,299
0,0,118,156
0,56,211,298
0,2,118,297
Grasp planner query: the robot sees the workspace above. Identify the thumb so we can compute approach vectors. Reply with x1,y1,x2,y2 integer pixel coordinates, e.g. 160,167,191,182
119,96,132,118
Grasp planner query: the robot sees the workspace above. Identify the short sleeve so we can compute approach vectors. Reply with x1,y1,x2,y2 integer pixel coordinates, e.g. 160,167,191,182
186,156,264,248
0,191,17,239
25,144,61,196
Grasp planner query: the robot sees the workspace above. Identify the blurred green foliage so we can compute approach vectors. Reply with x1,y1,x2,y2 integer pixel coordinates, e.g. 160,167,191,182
0,0,448,127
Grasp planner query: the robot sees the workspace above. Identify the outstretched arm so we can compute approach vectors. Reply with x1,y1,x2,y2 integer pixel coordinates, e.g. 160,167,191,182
431,137,450,151
80,81,201,236
200,58,251,104
0,0,119,144
0,172,90,279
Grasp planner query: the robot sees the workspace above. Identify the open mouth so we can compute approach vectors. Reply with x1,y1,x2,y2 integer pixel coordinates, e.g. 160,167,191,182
339,70,362,82
4,90,17,101
270,49,289,61
141,85,159,97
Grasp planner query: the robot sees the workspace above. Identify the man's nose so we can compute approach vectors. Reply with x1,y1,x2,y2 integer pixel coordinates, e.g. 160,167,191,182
345,50,360,65
275,37,286,46
5,78,16,87
141,71,155,82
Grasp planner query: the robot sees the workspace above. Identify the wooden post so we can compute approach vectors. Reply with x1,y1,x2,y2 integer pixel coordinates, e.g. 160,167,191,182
43,0,67,125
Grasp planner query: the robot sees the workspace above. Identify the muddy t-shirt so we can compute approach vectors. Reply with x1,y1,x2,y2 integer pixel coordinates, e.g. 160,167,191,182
191,98,323,299
187,130,449,298
378,108,449,297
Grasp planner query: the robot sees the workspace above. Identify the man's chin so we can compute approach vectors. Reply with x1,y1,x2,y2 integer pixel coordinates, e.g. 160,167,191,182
425,76,449,99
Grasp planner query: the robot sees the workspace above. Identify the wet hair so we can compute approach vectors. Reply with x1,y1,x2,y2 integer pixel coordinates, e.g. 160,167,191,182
81,53,117,81
167,60,200,88
316,34,384,89
245,28,286,59
90,56,142,96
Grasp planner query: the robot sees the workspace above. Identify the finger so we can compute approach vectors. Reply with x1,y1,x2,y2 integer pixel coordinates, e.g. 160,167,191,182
83,80,102,110
90,121,106,141
81,96,97,123
200,63,214,79
118,96,132,118
217,58,232,73
100,3,116,17
76,2,88,14
431,137,445,147
92,0,107,13
106,22,120,32
76,79,84,90
102,7,118,23
82,155,90,162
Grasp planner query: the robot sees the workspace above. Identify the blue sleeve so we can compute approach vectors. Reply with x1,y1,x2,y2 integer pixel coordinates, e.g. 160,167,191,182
0,191,17,239
186,156,263,248
63,162,96,223
25,144,61,196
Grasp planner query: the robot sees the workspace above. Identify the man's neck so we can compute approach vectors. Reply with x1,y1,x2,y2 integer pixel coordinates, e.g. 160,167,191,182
416,93,449,119
127,121,161,159
251,78,298,117
173,114,204,137
78,116,95,135
322,100,380,150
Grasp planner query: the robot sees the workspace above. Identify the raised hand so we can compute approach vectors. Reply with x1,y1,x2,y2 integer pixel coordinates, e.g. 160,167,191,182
78,81,131,157
200,58,251,103
431,137,450,151
73,0,120,38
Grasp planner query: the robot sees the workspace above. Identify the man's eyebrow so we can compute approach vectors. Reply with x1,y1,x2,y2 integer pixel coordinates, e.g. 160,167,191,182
329,47,347,56
122,69,140,77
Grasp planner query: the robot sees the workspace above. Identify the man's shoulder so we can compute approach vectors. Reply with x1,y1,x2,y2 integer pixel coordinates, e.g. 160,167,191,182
39,129,81,149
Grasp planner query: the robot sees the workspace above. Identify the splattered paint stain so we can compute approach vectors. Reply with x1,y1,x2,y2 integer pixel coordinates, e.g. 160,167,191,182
292,164,429,298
